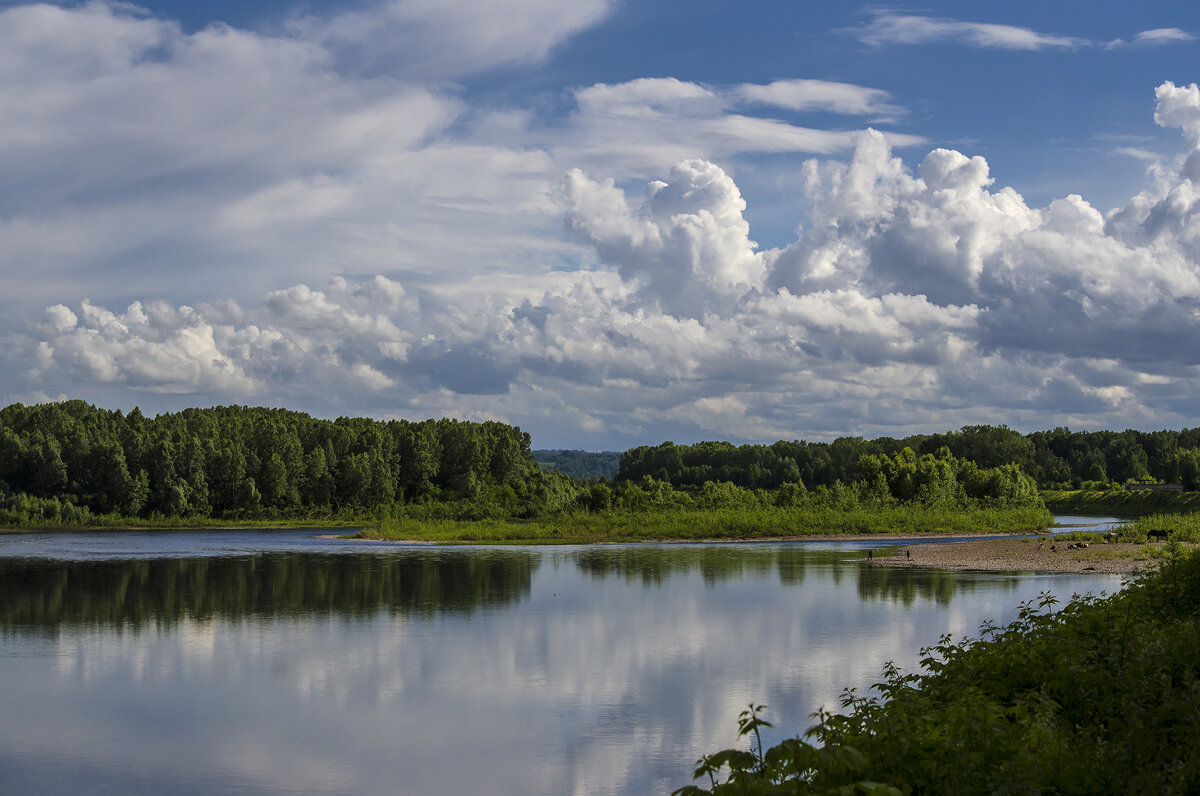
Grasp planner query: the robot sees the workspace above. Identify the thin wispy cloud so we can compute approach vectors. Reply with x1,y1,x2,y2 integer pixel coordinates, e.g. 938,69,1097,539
736,79,904,122
850,12,1195,52
565,78,922,172
285,0,620,78
1113,147,1160,162
1129,27,1195,46
850,11,1085,50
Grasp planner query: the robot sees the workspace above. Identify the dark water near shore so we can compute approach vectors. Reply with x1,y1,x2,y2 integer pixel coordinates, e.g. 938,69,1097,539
0,525,1123,795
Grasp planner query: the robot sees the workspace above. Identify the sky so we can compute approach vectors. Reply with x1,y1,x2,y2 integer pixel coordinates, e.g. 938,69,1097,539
2,1,1200,450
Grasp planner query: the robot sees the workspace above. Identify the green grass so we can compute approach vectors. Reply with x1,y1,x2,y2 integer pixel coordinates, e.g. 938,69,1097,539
1126,512,1200,542
1047,512,1200,545
359,504,1054,544
4,501,1056,544
0,513,367,532
1042,488,1200,517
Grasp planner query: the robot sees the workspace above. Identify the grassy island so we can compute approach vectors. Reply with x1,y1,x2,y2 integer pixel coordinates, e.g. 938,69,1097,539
362,506,1051,545
357,503,1054,544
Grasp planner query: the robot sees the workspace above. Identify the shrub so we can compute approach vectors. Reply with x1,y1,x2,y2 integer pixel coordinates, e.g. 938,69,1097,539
678,549,1200,795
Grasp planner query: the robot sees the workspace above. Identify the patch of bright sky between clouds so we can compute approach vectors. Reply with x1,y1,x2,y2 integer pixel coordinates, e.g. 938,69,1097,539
1,0,1199,449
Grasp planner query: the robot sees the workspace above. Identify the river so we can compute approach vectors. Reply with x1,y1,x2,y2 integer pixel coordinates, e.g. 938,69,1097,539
0,520,1125,794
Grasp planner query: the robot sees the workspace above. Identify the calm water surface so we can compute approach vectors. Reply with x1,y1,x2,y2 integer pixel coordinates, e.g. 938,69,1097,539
0,523,1124,795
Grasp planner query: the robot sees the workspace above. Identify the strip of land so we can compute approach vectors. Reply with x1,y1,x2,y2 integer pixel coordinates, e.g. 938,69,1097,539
870,537,1178,574
348,528,1183,574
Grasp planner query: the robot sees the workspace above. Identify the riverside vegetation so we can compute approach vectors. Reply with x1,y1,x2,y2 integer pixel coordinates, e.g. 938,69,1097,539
0,401,557,527
9,400,1200,541
1042,485,1200,516
675,547,1200,795
0,401,1049,539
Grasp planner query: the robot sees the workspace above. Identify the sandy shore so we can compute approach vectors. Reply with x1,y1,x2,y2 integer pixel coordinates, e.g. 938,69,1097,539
869,537,1174,574
334,530,1191,575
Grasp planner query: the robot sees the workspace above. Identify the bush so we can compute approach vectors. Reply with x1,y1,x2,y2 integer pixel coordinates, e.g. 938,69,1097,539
678,549,1200,795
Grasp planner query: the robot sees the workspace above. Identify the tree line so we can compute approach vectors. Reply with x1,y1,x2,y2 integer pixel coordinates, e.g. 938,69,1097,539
532,449,622,480
617,424,1200,492
7,401,1189,526
0,401,564,523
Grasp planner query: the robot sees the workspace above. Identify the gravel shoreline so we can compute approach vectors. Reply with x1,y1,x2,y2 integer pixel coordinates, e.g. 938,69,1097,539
336,530,1189,574
868,537,1174,574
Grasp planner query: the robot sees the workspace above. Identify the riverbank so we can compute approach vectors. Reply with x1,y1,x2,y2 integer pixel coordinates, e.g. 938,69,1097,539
0,517,363,532
357,504,1054,544
352,527,1180,574
682,549,1200,793
870,536,1180,574
1042,487,1200,517
11,518,1185,575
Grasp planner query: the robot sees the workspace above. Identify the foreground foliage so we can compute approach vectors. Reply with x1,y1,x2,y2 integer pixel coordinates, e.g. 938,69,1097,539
677,550,1200,795
1128,512,1200,542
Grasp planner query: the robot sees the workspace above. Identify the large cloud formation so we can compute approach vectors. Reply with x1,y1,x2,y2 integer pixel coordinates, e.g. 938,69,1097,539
4,3,1200,446
18,78,1200,446
0,2,911,311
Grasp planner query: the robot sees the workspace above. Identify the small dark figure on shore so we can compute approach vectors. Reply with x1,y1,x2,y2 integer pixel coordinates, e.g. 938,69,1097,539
906,549,911,560
868,549,874,565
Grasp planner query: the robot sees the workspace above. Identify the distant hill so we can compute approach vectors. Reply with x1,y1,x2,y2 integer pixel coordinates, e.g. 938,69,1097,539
533,450,622,480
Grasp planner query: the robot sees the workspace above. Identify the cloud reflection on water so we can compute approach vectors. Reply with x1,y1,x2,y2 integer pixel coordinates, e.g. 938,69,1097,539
0,544,1121,794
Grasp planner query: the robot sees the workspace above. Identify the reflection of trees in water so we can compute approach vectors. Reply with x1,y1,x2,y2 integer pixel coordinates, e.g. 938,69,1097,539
576,547,754,586
0,551,538,632
774,549,810,586
854,564,1012,606
573,546,849,589
573,546,1026,608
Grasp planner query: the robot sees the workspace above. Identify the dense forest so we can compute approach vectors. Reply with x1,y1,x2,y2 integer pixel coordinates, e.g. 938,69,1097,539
532,449,621,479
617,424,1200,491
0,401,575,524
0,401,1048,527
5,399,1198,527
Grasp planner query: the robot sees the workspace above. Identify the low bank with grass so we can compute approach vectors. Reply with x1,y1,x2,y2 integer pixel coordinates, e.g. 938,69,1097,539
358,503,1054,544
1042,487,1200,516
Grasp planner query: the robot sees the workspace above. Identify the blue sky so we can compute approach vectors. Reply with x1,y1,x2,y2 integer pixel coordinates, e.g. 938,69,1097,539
2,0,1200,449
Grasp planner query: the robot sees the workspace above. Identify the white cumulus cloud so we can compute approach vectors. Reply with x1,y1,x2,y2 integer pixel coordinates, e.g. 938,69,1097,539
4,1,1200,447
18,82,1200,444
